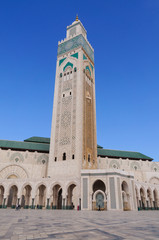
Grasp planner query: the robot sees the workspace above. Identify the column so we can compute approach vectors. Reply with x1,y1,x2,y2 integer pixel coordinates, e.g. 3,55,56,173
46,198,50,209
31,198,35,209
62,198,66,209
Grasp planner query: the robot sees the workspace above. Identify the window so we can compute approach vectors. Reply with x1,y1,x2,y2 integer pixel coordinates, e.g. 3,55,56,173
72,154,75,159
63,153,66,161
42,160,45,164
88,154,90,162
70,92,72,95
70,71,72,79
54,157,57,162
66,72,69,80
63,94,65,97
60,73,62,78
64,73,66,81
74,67,77,72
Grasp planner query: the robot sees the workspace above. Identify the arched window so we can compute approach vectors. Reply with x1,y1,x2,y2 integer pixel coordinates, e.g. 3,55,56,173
63,153,66,161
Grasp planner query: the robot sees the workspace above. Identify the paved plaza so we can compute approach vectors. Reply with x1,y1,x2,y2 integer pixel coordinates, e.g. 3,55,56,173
0,210,159,240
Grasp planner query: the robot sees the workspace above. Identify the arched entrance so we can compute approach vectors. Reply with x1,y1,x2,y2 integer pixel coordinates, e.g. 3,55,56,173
96,192,104,209
57,188,62,209
92,180,106,210
7,185,18,208
52,184,62,209
21,185,32,208
140,188,146,210
121,181,130,211
35,184,46,209
67,184,77,209
0,186,4,208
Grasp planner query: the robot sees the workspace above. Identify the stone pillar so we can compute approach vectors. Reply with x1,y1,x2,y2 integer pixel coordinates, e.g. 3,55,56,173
62,198,66,209
46,198,50,209
31,198,35,209
3,197,7,208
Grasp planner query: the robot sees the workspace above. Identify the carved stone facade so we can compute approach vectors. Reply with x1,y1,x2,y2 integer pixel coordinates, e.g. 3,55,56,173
0,18,158,211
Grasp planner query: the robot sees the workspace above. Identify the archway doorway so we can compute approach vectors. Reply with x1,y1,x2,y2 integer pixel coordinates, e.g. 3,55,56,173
92,180,106,210
57,188,62,209
21,185,32,208
121,181,130,211
96,192,104,209
67,184,77,209
140,188,146,210
52,184,62,209
35,184,46,209
7,185,18,208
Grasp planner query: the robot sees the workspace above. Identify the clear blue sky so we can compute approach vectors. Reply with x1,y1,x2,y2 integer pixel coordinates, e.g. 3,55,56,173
0,0,159,161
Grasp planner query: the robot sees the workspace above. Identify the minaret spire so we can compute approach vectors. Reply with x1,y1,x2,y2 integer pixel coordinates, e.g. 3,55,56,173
76,14,78,21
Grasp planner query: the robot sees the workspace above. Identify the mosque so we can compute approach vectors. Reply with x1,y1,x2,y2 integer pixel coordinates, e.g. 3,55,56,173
0,17,159,211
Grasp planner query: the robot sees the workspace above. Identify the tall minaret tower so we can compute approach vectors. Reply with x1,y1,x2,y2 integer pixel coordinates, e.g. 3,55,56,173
48,17,97,182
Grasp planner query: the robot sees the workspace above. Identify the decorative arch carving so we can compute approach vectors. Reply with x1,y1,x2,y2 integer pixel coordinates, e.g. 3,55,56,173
0,165,28,179
149,177,159,185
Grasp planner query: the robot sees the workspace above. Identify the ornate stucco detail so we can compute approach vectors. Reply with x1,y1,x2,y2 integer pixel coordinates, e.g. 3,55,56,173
151,163,159,172
109,160,120,169
10,152,24,163
0,165,28,179
37,155,48,165
130,161,141,171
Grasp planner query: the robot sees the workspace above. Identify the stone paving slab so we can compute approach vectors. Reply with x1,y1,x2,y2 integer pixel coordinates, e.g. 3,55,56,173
0,209,159,239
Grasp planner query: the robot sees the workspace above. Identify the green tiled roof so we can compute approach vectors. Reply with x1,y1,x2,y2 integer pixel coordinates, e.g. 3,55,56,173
0,137,153,161
0,140,49,153
97,148,153,161
97,144,103,149
24,136,50,144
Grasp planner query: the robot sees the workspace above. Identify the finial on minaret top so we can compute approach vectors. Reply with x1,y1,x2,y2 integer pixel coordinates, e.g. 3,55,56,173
76,14,78,21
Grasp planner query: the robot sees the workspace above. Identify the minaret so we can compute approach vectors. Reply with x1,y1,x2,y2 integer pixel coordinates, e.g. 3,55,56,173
48,17,97,180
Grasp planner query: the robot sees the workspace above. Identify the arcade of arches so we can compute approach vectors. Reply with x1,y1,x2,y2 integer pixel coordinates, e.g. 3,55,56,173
0,179,159,210
0,182,78,210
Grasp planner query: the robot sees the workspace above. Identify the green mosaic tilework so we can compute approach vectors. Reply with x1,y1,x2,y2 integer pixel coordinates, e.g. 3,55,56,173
83,54,87,60
59,57,66,66
71,52,78,59
58,34,94,62
90,62,93,71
